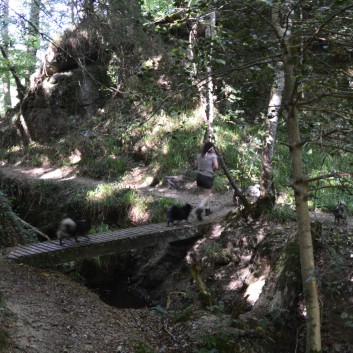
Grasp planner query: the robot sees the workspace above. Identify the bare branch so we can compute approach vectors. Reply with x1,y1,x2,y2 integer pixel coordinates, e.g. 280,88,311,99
302,4,353,53
308,142,353,154
307,171,353,184
0,45,26,101
302,107,352,121
299,90,353,106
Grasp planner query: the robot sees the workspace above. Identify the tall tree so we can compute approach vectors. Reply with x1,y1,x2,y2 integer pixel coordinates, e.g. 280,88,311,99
0,0,12,109
272,1,322,349
196,0,353,350
204,10,216,141
262,1,353,351
25,0,42,87
258,61,284,205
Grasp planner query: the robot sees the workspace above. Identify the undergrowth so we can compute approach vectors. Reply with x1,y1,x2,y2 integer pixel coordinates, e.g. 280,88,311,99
1,107,353,214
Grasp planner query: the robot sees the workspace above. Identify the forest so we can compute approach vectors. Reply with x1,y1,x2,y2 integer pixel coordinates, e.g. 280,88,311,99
1,1,353,352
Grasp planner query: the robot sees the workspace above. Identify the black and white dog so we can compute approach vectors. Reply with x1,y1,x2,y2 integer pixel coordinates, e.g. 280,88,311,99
166,203,193,227
56,218,91,246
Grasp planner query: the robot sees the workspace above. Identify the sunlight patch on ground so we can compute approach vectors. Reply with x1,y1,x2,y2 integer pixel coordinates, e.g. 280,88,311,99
121,167,153,188
227,277,243,291
2,166,77,181
68,149,82,164
244,276,266,304
255,227,265,242
228,268,251,291
187,237,208,264
129,206,150,224
39,168,76,180
209,224,224,239
244,265,270,304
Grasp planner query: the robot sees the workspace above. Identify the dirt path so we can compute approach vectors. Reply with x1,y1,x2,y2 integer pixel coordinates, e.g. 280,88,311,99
0,165,235,213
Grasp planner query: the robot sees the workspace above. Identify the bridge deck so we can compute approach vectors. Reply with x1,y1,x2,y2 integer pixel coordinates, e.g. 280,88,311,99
2,208,232,267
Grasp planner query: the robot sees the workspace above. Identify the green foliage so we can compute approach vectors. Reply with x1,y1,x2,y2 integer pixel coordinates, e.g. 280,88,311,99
213,175,228,194
280,248,301,293
194,334,233,353
326,280,344,296
133,339,155,353
274,131,353,212
141,0,173,17
340,312,353,328
1,0,353,221
322,248,348,297
83,186,185,225
206,301,225,314
148,197,181,223
268,204,296,223
81,155,127,180
57,262,86,284
0,191,37,248
153,304,194,324
90,223,110,234
215,117,263,186
170,306,193,324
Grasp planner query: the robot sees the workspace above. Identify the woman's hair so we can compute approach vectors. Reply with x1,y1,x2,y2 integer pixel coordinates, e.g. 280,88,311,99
201,141,214,157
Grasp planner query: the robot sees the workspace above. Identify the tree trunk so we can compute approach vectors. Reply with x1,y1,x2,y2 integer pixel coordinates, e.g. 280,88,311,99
287,104,322,353
0,45,26,101
187,10,216,142
1,0,12,109
214,146,251,211
25,0,41,87
273,2,322,351
204,11,216,141
258,61,284,205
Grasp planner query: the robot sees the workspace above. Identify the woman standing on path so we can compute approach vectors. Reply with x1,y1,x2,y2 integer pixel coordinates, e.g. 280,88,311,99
195,141,219,221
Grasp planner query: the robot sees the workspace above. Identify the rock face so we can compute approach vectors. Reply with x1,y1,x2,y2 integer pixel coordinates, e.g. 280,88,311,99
22,66,108,142
20,22,110,143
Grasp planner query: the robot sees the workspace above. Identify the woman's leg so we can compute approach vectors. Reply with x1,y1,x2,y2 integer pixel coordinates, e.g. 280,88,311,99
199,188,212,209
203,189,213,215
196,188,212,220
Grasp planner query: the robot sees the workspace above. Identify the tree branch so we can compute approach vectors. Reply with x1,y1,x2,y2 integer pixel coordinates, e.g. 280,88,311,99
0,45,26,101
307,171,353,184
302,107,352,121
214,146,251,210
298,90,353,106
302,4,353,53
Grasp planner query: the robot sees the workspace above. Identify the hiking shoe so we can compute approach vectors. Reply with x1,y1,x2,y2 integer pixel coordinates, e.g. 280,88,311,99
205,208,212,216
196,208,203,221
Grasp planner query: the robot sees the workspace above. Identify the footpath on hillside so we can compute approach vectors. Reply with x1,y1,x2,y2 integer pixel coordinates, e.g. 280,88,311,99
0,164,235,216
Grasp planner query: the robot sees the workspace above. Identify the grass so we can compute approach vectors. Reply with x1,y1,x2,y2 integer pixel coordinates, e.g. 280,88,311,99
1,101,353,216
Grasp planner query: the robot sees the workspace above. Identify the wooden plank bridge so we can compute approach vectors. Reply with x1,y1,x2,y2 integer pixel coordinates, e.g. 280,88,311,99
1,208,232,267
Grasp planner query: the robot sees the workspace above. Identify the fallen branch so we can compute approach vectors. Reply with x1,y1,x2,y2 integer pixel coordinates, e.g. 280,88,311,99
18,217,51,241
214,146,251,210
